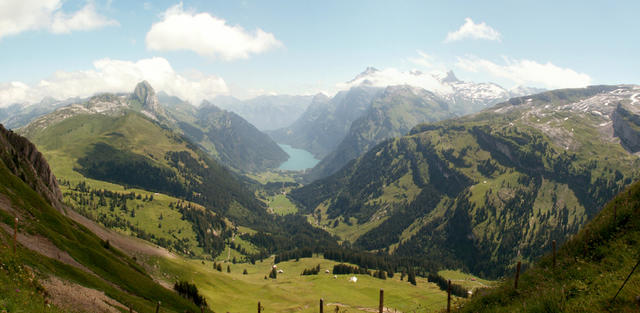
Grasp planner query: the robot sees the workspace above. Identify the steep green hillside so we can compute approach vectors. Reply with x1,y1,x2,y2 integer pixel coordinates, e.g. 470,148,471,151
459,180,640,312
291,85,640,277
0,124,202,313
164,99,288,172
308,85,455,181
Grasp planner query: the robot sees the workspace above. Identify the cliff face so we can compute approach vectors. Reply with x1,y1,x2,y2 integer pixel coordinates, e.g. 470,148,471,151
0,123,63,211
613,104,640,153
132,80,163,118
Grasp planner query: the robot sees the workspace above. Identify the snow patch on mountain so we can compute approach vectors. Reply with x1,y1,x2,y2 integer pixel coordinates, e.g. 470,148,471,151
341,67,543,113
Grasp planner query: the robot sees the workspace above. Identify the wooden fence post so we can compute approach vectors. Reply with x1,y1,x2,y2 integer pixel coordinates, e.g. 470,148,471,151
447,280,451,313
320,298,324,313
379,289,384,313
552,240,556,268
13,217,18,254
155,301,161,313
514,261,522,289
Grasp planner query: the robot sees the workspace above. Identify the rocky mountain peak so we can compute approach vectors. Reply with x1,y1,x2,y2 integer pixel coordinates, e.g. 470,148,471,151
133,81,161,114
347,67,380,84
441,70,460,83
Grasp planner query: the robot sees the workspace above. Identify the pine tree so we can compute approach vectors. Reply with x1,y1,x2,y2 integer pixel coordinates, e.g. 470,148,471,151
408,268,417,285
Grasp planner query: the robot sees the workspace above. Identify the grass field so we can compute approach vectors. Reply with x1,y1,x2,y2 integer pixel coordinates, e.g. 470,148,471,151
267,193,298,215
438,270,497,291
145,255,459,313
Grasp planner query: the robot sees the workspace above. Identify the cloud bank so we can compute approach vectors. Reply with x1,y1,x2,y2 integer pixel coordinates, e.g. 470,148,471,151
0,57,229,107
455,56,592,89
146,3,282,60
0,0,118,39
445,18,501,42
337,67,453,94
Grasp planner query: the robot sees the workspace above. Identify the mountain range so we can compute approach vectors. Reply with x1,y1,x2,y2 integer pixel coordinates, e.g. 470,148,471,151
290,85,640,277
274,68,545,181
18,83,269,228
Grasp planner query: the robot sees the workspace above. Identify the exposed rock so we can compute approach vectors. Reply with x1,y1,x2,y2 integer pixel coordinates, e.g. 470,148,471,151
0,124,63,211
613,103,640,153
132,81,163,117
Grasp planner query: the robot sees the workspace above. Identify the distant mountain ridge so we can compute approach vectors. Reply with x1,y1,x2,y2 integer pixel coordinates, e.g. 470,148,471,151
211,94,314,131
307,85,455,181
268,86,383,159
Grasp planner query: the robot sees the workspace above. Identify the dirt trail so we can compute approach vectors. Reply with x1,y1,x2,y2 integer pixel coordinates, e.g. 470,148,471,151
43,276,130,313
0,223,92,274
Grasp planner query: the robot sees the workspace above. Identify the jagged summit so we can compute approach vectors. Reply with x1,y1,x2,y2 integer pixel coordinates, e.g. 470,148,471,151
348,66,380,84
132,80,161,115
440,70,460,83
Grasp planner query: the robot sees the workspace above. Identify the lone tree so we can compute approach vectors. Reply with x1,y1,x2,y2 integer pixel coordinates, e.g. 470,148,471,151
174,281,207,307
408,268,417,285
227,265,231,273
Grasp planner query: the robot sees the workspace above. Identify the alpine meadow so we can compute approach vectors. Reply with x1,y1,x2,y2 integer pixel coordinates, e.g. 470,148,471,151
1,1,640,312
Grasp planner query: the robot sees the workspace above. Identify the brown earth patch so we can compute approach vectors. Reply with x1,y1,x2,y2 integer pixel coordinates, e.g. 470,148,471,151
43,276,130,313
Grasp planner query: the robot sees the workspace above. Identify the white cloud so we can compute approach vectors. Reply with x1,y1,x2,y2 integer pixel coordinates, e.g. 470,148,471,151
0,57,229,107
408,50,435,68
455,56,592,89
0,0,118,39
337,67,453,94
146,3,282,60
51,3,118,34
445,18,501,43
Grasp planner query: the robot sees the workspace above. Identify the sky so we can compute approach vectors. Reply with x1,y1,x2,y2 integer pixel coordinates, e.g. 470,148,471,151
0,0,638,107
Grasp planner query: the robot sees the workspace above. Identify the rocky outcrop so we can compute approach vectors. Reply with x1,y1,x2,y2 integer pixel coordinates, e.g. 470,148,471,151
132,81,163,117
613,104,640,153
0,124,63,211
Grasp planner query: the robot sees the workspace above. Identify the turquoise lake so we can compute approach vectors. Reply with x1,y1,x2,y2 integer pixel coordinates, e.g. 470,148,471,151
278,144,320,171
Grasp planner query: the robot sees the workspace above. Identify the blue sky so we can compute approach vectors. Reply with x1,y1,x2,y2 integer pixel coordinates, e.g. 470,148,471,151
1,0,638,106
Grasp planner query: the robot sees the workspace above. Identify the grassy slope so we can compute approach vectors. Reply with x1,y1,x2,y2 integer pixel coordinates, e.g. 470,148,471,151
62,183,207,257
0,159,201,313
439,270,497,291
145,254,458,313
459,180,640,312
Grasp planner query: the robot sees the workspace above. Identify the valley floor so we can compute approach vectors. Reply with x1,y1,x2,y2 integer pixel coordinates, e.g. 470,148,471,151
142,254,457,313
